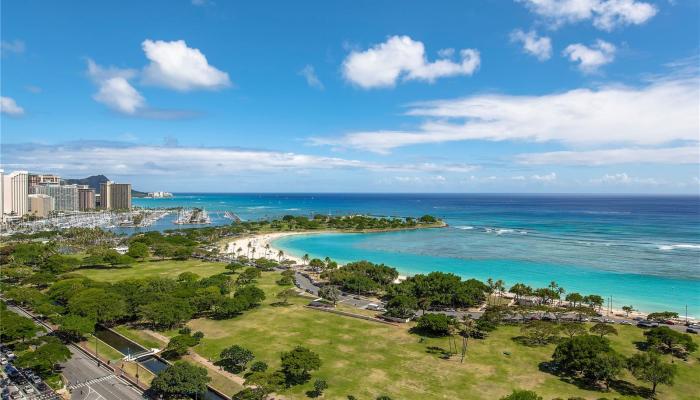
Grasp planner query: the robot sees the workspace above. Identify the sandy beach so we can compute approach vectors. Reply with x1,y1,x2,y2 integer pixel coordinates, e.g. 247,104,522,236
224,231,328,265
224,231,680,321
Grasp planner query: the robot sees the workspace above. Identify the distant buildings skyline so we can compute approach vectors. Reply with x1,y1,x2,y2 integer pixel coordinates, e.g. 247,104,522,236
0,170,132,222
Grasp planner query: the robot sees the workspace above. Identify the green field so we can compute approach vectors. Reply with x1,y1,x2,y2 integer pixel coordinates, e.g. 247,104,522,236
76,262,699,399
75,258,228,281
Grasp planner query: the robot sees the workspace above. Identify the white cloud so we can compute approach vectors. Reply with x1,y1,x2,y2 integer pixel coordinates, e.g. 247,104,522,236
531,172,557,181
312,74,699,153
589,172,659,185
1,39,25,55
0,97,25,116
517,146,699,165
299,65,324,90
87,59,145,114
518,0,658,31
342,35,480,89
563,39,616,73
141,39,231,91
510,29,552,61
0,142,478,177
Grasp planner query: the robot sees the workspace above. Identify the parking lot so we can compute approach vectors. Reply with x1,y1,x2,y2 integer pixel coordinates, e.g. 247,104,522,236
1,348,60,400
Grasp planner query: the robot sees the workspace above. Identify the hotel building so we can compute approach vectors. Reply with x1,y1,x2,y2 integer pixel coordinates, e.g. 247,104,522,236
32,184,79,211
100,181,132,210
28,194,55,218
78,186,96,210
2,170,29,218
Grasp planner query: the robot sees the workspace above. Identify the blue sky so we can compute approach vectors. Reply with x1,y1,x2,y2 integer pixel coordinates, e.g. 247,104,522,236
1,0,698,193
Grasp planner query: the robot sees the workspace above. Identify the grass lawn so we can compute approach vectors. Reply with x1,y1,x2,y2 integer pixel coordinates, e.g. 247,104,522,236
114,326,167,349
74,258,228,281
182,271,699,400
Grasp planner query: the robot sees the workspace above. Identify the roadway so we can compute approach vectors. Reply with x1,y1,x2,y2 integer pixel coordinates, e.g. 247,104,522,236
3,301,146,400
61,347,144,400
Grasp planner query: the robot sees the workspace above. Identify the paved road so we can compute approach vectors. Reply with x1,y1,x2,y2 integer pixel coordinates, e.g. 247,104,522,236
61,347,145,400
2,301,145,400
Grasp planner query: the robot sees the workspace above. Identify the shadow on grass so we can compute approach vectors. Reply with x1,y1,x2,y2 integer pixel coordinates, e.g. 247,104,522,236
270,301,292,307
77,264,133,270
511,335,555,347
537,362,652,399
425,346,453,359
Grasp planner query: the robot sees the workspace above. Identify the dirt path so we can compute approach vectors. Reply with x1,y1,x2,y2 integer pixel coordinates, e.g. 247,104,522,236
143,329,248,387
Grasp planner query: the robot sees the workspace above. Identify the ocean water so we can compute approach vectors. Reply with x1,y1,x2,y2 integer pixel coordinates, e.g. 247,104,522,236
134,193,700,316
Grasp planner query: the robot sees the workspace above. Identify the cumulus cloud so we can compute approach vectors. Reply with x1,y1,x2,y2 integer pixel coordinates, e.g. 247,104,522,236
141,39,231,91
510,29,552,60
342,35,480,89
0,142,479,177
311,74,699,154
87,59,145,114
299,65,324,90
1,39,25,55
563,39,616,73
516,146,699,165
531,172,557,181
0,97,25,116
518,0,658,31
589,172,659,185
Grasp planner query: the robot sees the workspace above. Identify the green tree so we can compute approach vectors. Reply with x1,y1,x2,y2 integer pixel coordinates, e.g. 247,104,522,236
627,351,677,396
250,361,268,372
646,311,679,322
217,345,255,373
415,314,453,336
621,305,635,317
127,242,150,261
318,285,341,306
16,341,71,374
57,314,95,341
552,335,623,387
644,326,698,357
139,298,194,329
560,322,587,339
68,288,127,325
280,346,321,385
590,323,618,338
276,288,298,305
499,390,543,400
0,311,40,342
519,321,560,345
151,361,210,399
385,295,417,319
565,292,584,308
311,379,328,397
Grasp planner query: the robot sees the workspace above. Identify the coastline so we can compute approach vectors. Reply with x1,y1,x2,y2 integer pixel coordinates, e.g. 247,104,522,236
226,230,677,321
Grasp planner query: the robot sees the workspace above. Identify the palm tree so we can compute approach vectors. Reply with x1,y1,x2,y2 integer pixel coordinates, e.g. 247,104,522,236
486,278,495,305
495,279,505,305
459,315,475,363
265,243,271,258
277,250,284,263
236,247,243,258
557,287,566,306
247,242,252,258
302,253,310,266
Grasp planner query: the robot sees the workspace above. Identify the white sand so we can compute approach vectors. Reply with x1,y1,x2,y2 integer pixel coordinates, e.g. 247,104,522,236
225,231,329,265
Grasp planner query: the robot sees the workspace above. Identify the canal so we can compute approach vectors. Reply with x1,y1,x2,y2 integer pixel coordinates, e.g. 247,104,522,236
94,326,228,400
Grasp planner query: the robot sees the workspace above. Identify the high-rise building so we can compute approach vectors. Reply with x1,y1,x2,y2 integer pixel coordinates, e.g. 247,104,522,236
78,186,96,210
2,171,29,217
32,184,78,211
28,194,55,218
28,173,61,188
100,181,132,210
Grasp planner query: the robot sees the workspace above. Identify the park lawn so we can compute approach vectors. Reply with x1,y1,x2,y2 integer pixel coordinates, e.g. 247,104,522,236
176,271,697,400
114,325,167,349
74,258,228,281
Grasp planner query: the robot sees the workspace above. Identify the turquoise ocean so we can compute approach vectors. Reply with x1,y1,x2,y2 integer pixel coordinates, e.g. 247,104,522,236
133,193,700,316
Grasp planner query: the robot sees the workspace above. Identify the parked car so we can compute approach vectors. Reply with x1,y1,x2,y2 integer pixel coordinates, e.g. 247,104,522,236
663,320,676,325
620,320,632,325
687,327,699,334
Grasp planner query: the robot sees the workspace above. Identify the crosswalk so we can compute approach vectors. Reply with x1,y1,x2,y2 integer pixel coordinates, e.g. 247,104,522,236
67,374,114,390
